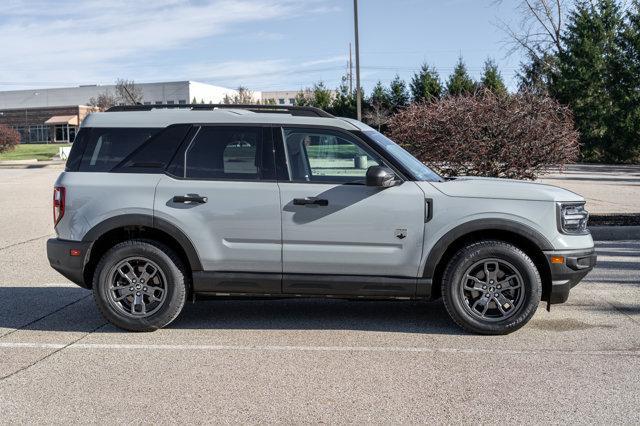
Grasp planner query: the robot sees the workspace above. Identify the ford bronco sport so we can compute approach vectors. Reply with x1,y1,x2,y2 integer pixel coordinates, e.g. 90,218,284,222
47,104,596,334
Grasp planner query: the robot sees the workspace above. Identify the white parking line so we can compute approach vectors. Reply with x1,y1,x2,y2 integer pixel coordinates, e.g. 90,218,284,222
0,341,638,357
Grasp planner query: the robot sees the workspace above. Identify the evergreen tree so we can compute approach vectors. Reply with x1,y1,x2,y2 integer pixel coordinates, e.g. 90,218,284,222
327,75,357,118
311,82,332,110
410,64,442,102
607,0,640,161
446,57,476,96
480,58,507,96
552,0,623,161
389,74,409,110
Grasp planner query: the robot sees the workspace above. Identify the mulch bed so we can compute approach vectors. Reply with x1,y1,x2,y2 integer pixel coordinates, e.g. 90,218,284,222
589,214,640,226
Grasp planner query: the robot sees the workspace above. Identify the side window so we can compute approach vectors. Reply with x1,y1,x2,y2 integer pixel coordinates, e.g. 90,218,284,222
281,128,382,183
77,128,160,172
170,126,264,180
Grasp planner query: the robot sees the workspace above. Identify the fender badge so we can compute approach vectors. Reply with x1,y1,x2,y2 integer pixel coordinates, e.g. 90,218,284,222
395,229,407,239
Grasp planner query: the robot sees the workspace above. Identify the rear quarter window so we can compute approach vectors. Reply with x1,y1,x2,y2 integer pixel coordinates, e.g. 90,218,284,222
69,127,160,172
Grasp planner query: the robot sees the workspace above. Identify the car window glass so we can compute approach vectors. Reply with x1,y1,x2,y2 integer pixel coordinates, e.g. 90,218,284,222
173,126,261,180
78,128,160,172
282,128,382,183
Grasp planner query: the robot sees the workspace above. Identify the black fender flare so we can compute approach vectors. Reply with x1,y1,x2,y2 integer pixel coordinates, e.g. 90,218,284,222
421,218,554,279
82,214,203,271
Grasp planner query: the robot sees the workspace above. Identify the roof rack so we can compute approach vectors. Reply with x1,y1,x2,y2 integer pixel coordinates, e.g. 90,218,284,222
105,104,333,118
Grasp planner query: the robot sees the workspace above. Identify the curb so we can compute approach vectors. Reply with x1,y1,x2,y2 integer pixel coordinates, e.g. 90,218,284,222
590,226,640,241
0,161,65,169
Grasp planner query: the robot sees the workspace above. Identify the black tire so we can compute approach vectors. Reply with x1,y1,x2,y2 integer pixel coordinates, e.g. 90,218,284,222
92,239,188,332
441,240,541,335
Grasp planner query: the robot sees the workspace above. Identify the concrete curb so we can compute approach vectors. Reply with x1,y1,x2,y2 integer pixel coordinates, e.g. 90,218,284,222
0,161,65,169
590,226,640,241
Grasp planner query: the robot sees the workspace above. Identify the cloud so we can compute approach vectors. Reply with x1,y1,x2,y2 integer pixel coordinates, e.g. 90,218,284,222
0,0,337,89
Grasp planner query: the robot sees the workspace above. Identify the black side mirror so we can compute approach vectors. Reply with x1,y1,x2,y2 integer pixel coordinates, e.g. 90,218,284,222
366,165,401,188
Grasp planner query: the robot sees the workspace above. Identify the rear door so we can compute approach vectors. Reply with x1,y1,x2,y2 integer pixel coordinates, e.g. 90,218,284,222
275,126,426,295
154,125,282,292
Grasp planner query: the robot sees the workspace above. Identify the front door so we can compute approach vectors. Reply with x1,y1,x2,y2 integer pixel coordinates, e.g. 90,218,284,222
154,125,282,293
276,127,426,295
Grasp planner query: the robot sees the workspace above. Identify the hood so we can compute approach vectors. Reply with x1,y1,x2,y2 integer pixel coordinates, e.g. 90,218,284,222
425,176,584,202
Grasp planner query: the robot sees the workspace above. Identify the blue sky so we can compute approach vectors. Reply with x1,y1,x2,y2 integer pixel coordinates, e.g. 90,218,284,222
0,0,526,93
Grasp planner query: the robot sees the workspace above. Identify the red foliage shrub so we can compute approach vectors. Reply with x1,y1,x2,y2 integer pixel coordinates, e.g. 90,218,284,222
0,124,20,154
388,91,580,179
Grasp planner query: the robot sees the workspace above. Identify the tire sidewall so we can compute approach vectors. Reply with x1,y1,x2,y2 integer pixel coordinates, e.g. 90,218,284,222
443,242,541,334
93,240,186,331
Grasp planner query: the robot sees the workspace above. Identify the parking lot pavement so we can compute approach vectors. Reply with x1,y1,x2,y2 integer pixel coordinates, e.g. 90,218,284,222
0,168,639,423
539,164,640,214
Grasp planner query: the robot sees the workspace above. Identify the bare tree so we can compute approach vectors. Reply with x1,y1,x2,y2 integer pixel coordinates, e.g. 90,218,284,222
88,90,117,111
495,0,567,60
115,79,143,105
364,101,392,132
223,86,255,104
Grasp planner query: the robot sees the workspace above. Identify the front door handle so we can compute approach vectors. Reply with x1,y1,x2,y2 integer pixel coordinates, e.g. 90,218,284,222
173,194,208,204
293,197,329,206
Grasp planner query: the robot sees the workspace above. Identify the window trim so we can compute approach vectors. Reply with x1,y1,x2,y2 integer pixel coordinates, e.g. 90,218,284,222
274,125,408,184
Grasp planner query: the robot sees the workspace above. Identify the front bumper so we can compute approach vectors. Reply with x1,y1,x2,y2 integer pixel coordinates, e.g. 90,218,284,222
47,238,92,288
544,248,597,304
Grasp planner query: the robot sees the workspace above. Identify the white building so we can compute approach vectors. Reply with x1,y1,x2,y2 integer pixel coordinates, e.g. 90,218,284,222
0,81,248,109
261,91,301,106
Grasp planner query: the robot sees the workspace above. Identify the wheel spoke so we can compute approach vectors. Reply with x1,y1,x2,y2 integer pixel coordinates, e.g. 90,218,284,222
139,262,158,284
495,293,514,314
464,275,485,291
113,288,134,301
145,286,165,301
117,262,138,284
498,274,519,288
483,261,499,283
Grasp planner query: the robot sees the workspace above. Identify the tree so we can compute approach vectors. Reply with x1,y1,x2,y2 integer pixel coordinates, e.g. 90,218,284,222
88,91,117,111
552,0,623,161
115,79,143,105
0,124,20,154
327,75,357,118
410,63,442,102
388,91,579,179
446,57,476,96
192,96,197,104
389,74,410,111
480,58,508,95
223,86,255,104
364,81,392,131
294,82,333,110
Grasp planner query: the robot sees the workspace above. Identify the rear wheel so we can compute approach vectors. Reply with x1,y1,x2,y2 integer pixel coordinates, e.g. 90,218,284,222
93,239,187,331
441,240,541,335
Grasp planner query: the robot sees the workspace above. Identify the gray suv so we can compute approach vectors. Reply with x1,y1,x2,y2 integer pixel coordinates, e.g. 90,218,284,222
47,104,596,334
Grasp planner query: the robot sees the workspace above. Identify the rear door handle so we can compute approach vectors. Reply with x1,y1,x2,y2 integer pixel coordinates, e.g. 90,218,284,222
173,194,208,204
293,197,329,206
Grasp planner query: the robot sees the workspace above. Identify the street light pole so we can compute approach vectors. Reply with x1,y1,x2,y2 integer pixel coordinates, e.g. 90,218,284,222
353,0,361,121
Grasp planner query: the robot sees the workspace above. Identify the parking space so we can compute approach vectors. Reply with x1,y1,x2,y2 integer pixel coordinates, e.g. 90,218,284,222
0,167,638,423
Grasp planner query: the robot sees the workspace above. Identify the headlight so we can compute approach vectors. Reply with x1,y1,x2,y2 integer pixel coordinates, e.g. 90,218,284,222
557,202,589,234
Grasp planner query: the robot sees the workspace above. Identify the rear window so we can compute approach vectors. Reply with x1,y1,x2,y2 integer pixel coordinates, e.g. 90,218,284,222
68,127,160,172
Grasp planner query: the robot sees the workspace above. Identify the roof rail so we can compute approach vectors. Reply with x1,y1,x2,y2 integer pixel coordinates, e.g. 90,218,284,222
105,104,334,118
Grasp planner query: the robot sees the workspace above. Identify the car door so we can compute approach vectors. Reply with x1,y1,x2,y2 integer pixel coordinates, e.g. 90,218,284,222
154,125,282,293
276,126,426,296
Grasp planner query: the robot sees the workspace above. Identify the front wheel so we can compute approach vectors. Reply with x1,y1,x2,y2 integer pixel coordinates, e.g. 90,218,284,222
92,239,187,332
441,240,541,335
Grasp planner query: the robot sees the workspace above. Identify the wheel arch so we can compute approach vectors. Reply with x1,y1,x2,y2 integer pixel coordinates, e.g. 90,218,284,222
423,219,553,301
82,214,202,289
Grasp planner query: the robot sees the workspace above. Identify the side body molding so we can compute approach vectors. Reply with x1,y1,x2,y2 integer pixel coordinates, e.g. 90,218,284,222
422,218,554,279
82,214,203,271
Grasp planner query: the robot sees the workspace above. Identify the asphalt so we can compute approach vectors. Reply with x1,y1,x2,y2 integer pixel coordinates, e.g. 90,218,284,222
0,167,638,424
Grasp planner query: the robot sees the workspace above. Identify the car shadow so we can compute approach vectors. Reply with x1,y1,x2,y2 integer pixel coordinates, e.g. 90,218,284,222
0,286,468,335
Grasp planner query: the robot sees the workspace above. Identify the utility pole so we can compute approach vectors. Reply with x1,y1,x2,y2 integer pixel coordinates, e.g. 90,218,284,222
349,42,353,95
353,0,361,121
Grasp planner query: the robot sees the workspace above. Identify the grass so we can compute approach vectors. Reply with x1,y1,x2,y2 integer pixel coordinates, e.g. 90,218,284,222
0,143,71,161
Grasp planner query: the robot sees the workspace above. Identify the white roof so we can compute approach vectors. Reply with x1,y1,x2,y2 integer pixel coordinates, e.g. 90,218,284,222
81,108,360,130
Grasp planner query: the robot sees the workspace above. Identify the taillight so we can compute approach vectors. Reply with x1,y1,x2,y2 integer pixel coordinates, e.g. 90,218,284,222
53,186,65,226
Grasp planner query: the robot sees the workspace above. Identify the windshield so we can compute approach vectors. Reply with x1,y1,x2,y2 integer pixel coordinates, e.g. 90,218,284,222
363,130,442,182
